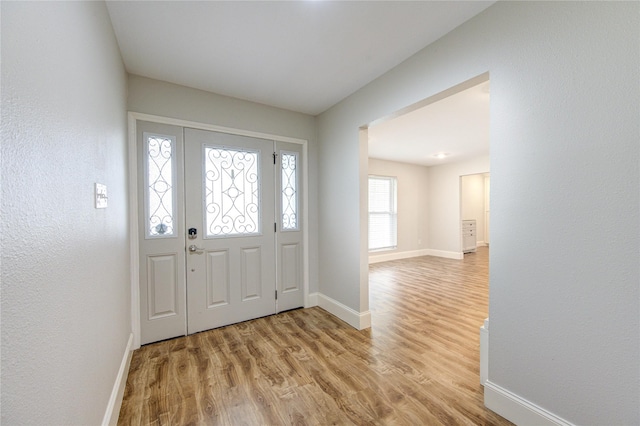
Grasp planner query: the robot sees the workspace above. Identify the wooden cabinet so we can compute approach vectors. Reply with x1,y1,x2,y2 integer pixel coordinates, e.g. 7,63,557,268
462,219,477,253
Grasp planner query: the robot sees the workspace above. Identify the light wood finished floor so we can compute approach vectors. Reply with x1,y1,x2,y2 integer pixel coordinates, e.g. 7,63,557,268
118,247,511,425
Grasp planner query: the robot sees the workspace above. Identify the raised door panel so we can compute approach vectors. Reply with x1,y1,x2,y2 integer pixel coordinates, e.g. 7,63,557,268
146,254,178,319
241,246,262,301
206,250,230,308
280,243,301,293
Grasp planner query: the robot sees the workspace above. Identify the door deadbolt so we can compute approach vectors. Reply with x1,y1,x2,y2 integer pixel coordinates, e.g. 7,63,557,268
188,228,197,239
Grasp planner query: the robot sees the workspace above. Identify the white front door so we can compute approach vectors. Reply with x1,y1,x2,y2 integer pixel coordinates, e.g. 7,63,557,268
184,128,277,333
137,121,305,344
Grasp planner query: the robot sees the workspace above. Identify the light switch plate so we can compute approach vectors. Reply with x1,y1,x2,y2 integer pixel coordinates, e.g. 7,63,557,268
95,183,108,209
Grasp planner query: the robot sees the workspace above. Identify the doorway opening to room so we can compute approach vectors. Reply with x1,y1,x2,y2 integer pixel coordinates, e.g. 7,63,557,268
366,74,490,264
461,172,491,254
364,73,491,386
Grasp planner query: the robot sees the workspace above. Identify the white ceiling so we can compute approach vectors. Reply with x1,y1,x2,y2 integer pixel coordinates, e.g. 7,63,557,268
368,81,490,167
106,1,493,166
106,1,494,116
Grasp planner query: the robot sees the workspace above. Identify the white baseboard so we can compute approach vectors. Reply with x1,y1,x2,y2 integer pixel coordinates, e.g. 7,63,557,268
426,249,464,260
306,292,319,307
369,248,465,263
369,249,431,264
484,381,574,426
479,318,489,386
317,293,371,330
102,333,134,426
477,241,487,247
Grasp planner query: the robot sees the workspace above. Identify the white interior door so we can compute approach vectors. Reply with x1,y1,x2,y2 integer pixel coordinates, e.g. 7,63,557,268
184,128,277,333
137,121,187,345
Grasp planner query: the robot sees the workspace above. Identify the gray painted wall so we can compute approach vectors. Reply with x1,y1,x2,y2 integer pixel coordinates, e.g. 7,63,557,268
318,2,639,424
1,2,130,423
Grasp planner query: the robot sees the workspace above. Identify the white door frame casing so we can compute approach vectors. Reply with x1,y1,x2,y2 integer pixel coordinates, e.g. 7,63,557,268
128,112,311,349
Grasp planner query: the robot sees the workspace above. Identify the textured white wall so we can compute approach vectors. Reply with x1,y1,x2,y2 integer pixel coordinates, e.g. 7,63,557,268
486,4,638,423
368,158,429,257
318,2,639,424
1,2,130,424
127,75,319,294
318,105,364,309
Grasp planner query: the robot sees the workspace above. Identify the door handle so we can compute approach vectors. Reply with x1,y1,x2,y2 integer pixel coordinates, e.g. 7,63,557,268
188,245,204,253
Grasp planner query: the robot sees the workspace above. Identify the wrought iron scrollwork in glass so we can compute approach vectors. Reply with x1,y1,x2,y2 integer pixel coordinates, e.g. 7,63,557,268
281,152,298,230
205,146,260,237
147,135,174,237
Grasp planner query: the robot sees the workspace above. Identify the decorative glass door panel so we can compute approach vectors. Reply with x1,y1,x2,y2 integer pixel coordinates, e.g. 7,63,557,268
280,151,299,231
204,146,261,237
144,133,176,238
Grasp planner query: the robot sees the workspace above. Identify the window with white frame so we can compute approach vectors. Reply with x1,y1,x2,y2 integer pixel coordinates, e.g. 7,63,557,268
368,175,397,251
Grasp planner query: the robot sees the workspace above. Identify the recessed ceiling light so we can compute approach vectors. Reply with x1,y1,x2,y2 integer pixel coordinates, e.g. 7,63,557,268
432,152,449,159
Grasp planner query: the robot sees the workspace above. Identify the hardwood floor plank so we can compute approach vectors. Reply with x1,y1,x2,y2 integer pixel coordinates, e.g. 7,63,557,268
118,247,511,425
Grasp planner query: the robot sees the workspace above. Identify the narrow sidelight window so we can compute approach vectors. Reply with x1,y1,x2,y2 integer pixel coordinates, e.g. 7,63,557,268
145,133,176,238
281,151,299,231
